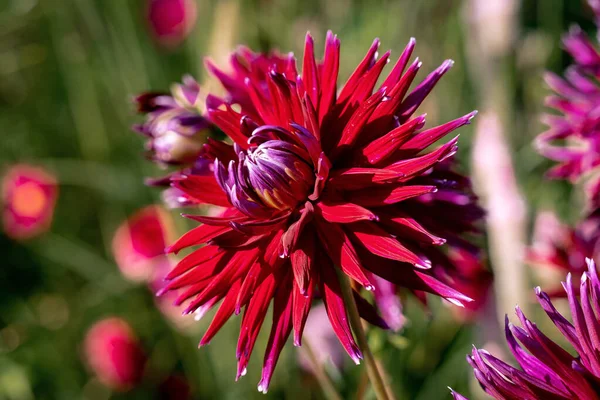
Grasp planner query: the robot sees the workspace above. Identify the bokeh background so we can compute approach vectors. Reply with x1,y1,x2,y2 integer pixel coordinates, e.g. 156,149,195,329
0,0,594,398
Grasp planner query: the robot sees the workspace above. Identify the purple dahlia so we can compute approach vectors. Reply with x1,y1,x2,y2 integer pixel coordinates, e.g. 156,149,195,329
537,1,600,208
133,75,210,167
153,32,479,391
453,259,600,400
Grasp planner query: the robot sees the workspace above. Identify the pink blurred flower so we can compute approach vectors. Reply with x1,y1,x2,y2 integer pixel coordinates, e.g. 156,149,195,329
2,164,58,240
297,304,345,373
112,205,174,283
84,318,146,391
147,0,197,48
527,210,600,297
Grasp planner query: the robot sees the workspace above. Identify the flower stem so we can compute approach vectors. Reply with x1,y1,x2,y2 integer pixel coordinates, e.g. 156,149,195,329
337,272,391,400
302,339,343,400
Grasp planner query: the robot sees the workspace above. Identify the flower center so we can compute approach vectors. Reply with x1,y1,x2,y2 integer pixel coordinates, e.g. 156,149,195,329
12,182,48,218
244,140,315,211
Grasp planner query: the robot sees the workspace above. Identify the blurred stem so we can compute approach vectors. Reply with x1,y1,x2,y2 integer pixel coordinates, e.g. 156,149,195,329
302,339,343,400
337,272,391,400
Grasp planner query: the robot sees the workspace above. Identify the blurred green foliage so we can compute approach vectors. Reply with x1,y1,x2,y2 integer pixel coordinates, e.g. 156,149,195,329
0,0,596,399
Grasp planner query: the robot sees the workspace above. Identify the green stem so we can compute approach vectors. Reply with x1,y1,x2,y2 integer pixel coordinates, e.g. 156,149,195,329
337,272,391,400
303,339,343,400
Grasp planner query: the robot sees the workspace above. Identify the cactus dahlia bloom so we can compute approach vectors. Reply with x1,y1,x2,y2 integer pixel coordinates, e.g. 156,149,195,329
536,2,600,208
452,259,600,400
159,32,478,392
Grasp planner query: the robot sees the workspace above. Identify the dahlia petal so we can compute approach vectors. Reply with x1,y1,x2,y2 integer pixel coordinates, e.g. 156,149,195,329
209,229,269,248
316,201,377,224
382,37,416,89
291,230,315,295
172,175,232,207
388,136,459,179
315,219,373,290
166,224,233,254
534,287,580,353
208,107,250,149
236,271,279,379
199,279,242,346
348,185,437,207
266,72,295,126
563,25,600,70
230,212,290,236
353,290,389,329
292,270,316,346
337,38,380,105
318,30,340,123
378,212,446,245
301,92,321,140
360,114,427,165
347,221,430,267
165,245,223,280
364,58,422,138
235,261,266,315
320,261,362,364
397,112,476,157
449,388,469,400
184,249,258,314
289,123,322,167
258,273,294,394
397,59,454,122
244,77,277,124
302,33,320,110
160,251,232,294
182,213,247,226
333,53,391,140
281,204,314,257
327,167,400,190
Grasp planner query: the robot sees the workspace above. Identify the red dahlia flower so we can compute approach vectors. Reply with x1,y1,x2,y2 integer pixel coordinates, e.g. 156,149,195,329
452,259,600,400
536,1,600,208
158,32,478,392
2,164,58,240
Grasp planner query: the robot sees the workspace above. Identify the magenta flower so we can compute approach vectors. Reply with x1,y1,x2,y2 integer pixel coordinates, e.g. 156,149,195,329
2,165,58,240
112,205,174,283
146,0,197,48
84,318,146,391
527,211,600,297
133,76,209,167
158,32,478,392
536,2,600,208
453,259,600,400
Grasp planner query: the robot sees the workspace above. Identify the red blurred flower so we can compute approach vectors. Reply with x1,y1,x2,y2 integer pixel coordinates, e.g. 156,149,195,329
2,164,57,240
84,318,146,391
147,0,197,48
156,32,479,392
112,205,174,283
